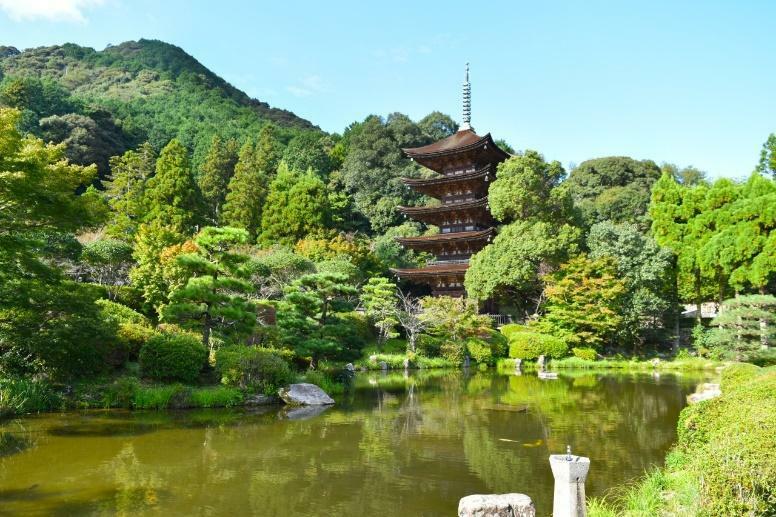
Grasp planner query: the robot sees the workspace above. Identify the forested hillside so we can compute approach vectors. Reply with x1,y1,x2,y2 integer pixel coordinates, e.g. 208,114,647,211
0,39,317,176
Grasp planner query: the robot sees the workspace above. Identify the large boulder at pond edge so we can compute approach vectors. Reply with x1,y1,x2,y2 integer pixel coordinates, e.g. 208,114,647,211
458,494,535,517
278,383,335,406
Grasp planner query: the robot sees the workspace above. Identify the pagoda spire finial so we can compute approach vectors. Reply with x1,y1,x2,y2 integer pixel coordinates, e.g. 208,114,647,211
461,62,472,131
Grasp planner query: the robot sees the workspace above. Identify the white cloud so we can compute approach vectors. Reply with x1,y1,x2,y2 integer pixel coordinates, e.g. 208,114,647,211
286,75,326,97
0,0,104,23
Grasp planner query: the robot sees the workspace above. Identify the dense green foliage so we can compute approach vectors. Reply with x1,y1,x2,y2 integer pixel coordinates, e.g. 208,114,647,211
163,227,256,347
566,156,661,228
537,256,627,350
215,345,294,394
139,331,207,383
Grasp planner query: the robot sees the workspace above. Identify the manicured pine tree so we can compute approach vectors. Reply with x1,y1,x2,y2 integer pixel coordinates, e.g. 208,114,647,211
197,135,238,223
103,142,156,240
163,227,256,349
143,138,204,236
360,277,399,350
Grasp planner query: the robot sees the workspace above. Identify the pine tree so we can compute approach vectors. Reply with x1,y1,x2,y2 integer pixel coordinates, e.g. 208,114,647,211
163,227,256,348
143,139,203,236
197,135,238,223
103,142,156,240
360,277,399,350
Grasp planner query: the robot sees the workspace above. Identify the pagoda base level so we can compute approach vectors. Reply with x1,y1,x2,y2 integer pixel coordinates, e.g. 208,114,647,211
431,288,466,297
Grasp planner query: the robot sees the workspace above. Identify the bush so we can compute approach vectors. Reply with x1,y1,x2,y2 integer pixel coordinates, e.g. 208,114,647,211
96,299,149,326
139,332,207,383
440,341,466,365
97,299,155,366
572,347,598,361
487,329,509,358
508,331,568,359
500,323,527,340
466,338,492,364
215,345,294,394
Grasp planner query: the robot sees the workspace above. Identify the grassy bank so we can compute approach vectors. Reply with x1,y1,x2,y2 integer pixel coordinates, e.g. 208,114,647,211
589,363,776,516
496,356,727,372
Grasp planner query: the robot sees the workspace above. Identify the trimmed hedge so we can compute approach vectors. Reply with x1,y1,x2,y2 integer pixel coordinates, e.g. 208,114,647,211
215,346,294,394
139,332,207,383
508,331,568,359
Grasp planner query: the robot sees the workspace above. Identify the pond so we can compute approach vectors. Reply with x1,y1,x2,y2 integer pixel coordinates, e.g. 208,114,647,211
0,369,712,516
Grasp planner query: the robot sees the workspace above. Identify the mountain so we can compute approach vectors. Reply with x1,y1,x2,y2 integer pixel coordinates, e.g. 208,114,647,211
0,39,320,175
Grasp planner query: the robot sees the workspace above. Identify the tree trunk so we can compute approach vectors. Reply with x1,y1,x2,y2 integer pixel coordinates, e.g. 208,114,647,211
671,257,680,354
694,268,703,326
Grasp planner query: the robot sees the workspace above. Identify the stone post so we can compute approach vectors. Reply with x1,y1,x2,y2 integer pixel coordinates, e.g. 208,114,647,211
549,449,590,517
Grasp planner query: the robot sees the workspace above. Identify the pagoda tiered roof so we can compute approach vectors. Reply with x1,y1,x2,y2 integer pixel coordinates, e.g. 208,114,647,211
398,197,493,226
403,129,509,173
396,228,495,251
401,165,494,198
390,262,469,279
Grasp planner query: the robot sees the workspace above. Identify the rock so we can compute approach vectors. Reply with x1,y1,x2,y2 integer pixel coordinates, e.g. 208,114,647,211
458,493,535,517
368,354,378,363
379,361,388,371
244,394,281,406
403,358,410,369
514,358,522,370
687,383,721,404
537,355,546,370
345,363,355,372
651,358,661,368
278,383,335,406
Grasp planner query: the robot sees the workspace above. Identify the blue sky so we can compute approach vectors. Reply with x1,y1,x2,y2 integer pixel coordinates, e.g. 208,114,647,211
1,0,774,179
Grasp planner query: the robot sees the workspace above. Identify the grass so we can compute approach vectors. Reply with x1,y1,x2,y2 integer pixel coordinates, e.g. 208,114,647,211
0,378,60,418
546,356,726,371
189,386,243,408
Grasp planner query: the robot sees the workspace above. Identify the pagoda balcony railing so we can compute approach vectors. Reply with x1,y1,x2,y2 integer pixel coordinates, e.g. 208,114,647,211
428,259,470,265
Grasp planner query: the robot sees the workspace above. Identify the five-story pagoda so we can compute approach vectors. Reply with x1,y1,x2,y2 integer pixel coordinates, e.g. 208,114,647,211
391,65,509,297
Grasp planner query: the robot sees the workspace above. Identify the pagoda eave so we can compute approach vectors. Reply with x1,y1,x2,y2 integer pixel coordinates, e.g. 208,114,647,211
396,228,495,249
390,263,468,280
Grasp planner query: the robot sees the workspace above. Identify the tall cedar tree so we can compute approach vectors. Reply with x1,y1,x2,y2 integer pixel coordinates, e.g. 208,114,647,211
197,135,238,223
258,162,330,246
221,125,282,238
103,142,156,240
163,227,256,348
143,138,203,236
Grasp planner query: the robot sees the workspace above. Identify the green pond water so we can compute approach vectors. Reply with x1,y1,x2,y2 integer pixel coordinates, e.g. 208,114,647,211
0,369,712,516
